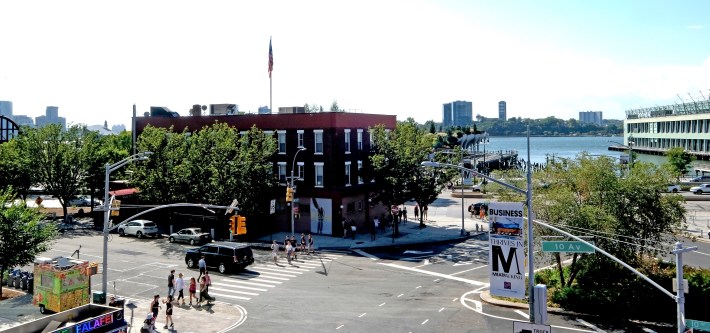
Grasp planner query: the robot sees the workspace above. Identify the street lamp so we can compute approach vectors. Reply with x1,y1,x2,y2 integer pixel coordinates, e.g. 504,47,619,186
101,151,152,299
289,147,306,237
422,141,536,322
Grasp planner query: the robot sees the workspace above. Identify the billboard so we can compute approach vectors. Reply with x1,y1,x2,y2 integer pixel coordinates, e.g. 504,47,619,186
488,202,526,299
310,198,332,235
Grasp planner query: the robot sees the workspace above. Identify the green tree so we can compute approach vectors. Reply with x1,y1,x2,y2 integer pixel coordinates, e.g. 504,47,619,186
0,189,57,296
0,139,33,200
17,124,99,219
665,147,695,180
330,100,341,112
83,132,132,211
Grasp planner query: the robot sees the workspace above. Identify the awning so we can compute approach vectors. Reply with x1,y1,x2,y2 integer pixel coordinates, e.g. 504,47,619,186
108,188,139,196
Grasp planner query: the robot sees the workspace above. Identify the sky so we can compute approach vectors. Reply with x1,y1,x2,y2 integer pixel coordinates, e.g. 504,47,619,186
1,0,709,130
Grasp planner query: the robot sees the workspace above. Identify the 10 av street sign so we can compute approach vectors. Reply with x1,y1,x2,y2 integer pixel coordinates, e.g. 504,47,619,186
687,319,710,331
542,241,595,254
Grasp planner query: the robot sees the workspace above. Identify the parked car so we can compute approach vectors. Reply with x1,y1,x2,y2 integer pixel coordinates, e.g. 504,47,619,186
68,196,101,207
667,184,681,193
117,220,160,238
690,175,710,182
169,228,212,245
690,184,710,195
185,242,254,274
471,180,487,192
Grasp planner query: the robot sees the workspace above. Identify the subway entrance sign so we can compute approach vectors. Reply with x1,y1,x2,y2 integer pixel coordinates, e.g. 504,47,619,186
542,241,595,254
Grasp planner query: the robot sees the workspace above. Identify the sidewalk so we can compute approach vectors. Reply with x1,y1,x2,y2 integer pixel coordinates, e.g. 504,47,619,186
256,190,492,251
120,297,244,333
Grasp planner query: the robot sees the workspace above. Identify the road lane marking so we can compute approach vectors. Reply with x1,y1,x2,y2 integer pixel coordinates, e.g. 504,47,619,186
248,269,298,277
358,313,366,318
450,265,488,276
397,294,404,297
379,262,487,286
415,286,421,289
253,266,303,275
237,272,289,281
459,291,594,332
692,250,710,257
438,307,445,312
217,304,247,333
232,276,283,284
421,319,429,325
641,328,656,333
336,325,344,330
219,279,275,288
209,286,259,296
208,292,251,301
379,302,386,307
353,249,380,260
434,278,440,282
211,282,267,292
576,319,606,332
452,297,458,302
514,310,529,319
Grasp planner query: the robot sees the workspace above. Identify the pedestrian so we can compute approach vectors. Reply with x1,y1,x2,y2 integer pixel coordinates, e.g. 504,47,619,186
414,205,420,221
167,269,175,298
142,313,155,333
162,295,174,329
271,240,279,264
307,234,314,254
397,209,403,225
468,204,475,218
350,219,357,240
285,241,293,264
150,294,160,326
342,217,347,238
479,206,485,220
188,277,197,305
290,235,298,260
403,206,408,223
374,217,380,234
197,277,207,306
370,218,376,241
197,256,206,281
423,205,428,221
300,233,307,254
204,271,211,294
175,272,185,305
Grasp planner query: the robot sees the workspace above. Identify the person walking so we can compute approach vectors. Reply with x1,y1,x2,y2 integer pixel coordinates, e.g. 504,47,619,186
307,234,314,254
271,240,279,264
290,235,298,260
197,256,206,281
175,272,185,305
350,219,357,240
342,217,347,238
188,277,197,305
414,205,420,221
149,295,160,326
423,205,428,221
370,218,376,241
403,206,408,223
285,241,293,264
167,269,175,298
300,233,307,254
204,271,212,294
162,295,174,329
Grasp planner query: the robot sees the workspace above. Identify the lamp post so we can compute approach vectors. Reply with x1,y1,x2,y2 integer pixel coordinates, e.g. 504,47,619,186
102,151,152,299
289,147,306,237
422,129,536,322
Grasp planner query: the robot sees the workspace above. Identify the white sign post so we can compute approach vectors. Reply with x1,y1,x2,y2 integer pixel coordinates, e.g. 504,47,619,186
488,202,526,299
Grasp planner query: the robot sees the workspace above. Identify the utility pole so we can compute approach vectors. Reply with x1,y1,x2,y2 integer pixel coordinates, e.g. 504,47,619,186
672,242,695,333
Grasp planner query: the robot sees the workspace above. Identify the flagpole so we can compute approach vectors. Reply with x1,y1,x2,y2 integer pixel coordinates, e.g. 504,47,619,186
270,76,272,113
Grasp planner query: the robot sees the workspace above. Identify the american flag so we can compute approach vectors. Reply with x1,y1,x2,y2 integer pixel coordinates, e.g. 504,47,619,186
268,38,273,78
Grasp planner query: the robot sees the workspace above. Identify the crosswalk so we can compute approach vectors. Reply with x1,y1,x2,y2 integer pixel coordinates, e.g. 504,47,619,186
207,253,341,302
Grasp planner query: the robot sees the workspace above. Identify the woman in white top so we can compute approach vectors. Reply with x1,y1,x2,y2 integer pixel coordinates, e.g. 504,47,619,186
285,242,293,264
271,240,279,264
175,273,185,305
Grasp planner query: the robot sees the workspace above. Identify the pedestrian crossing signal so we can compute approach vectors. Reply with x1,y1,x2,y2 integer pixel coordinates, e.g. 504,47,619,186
286,187,294,202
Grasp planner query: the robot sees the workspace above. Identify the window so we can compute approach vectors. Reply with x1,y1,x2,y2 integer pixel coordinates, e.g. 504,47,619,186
278,162,287,183
357,160,363,184
345,162,351,186
314,130,324,154
314,162,324,187
297,130,304,148
277,131,286,154
357,129,363,151
344,129,351,154
297,162,304,180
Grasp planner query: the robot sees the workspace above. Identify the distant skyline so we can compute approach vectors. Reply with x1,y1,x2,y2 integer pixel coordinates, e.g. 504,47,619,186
0,0,708,130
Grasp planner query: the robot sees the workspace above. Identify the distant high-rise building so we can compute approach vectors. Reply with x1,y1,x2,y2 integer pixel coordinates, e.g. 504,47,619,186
258,106,271,114
498,101,507,121
11,115,34,127
35,106,67,130
579,111,603,126
442,101,472,127
0,101,12,117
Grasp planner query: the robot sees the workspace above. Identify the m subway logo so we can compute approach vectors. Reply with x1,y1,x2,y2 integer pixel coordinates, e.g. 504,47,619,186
490,239,524,275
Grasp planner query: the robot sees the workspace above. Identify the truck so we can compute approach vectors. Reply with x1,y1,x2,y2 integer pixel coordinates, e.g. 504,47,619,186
32,256,98,314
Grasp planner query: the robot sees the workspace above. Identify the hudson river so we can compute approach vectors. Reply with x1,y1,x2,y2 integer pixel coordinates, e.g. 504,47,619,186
484,136,623,164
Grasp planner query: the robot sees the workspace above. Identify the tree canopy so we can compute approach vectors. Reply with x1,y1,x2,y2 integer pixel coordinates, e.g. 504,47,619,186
665,147,695,180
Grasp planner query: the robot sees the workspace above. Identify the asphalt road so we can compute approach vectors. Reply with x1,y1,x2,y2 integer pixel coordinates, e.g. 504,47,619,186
2,229,683,333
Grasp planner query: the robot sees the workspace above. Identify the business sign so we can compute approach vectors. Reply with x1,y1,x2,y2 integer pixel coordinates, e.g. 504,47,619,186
52,308,124,333
488,202,526,299
513,321,551,333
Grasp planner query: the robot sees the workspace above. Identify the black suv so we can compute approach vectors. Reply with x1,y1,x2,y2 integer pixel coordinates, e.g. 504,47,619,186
185,242,254,274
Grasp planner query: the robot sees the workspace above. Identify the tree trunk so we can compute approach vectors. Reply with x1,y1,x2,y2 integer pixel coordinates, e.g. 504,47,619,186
566,253,580,286
555,253,566,288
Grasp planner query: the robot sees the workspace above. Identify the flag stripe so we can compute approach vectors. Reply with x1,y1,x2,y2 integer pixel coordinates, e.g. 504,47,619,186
268,38,273,78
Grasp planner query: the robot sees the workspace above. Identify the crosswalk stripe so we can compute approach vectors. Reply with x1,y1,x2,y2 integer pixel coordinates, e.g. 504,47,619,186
247,269,298,278
237,272,289,281
211,282,267,292
290,262,318,268
209,286,259,296
232,276,283,284
219,278,276,288
251,266,302,275
280,266,309,272
208,292,251,301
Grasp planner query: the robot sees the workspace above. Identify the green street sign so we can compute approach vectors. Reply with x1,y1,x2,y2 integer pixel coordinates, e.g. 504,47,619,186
542,241,595,253
687,319,710,331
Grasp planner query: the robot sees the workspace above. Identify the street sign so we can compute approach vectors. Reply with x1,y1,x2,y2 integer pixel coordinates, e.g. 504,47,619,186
226,199,239,215
391,205,399,215
35,196,43,206
542,241,595,253
513,321,551,333
672,278,689,293
687,319,710,331
269,199,275,214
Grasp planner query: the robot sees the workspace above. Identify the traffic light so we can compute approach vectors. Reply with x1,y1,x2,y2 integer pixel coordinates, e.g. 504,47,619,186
110,199,121,217
286,187,293,202
229,215,237,234
237,215,247,235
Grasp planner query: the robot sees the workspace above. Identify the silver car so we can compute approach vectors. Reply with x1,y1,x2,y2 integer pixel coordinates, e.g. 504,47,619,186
117,220,160,238
168,228,212,245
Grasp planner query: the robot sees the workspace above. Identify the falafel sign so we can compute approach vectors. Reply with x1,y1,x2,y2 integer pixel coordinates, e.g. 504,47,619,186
488,202,526,299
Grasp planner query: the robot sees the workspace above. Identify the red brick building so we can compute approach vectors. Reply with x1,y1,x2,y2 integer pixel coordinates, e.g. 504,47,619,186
134,111,396,237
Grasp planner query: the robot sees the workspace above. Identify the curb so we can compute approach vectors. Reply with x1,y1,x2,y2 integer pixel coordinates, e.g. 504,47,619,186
478,291,579,316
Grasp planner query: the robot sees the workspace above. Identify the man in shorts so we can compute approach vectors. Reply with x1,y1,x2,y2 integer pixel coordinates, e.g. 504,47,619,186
198,256,206,280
